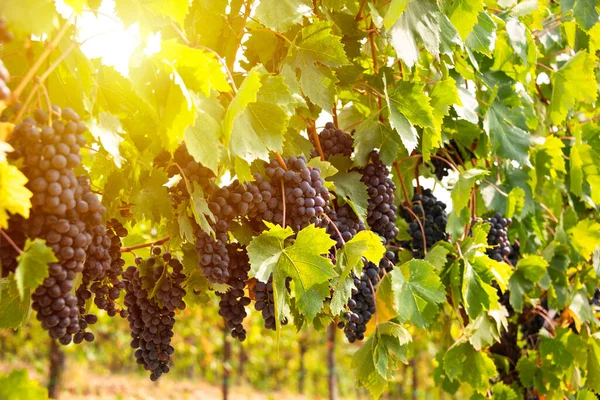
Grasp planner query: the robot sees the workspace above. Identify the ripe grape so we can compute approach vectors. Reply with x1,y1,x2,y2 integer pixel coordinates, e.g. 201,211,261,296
484,212,513,263
357,152,398,244
322,204,365,249
195,217,231,284
218,244,251,341
401,189,448,258
253,276,288,331
310,122,354,159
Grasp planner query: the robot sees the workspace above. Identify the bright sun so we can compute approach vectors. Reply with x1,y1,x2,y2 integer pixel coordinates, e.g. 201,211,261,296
55,0,157,77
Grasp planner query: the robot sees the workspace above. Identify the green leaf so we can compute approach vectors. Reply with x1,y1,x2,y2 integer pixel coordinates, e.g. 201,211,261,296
573,0,600,31
131,169,173,224
388,0,458,68
570,143,600,204
447,0,484,40
0,369,49,400
390,260,446,328
466,12,496,56
484,103,533,165
588,336,600,392
576,390,597,400
462,259,500,319
115,0,189,36
15,239,56,299
88,112,125,168
299,63,338,110
248,224,337,323
515,255,548,283
0,278,31,329
184,94,225,175
568,218,600,259
550,51,598,125
443,341,496,393
0,162,32,229
289,20,349,69
467,309,508,350
189,183,214,234
353,117,402,166
424,243,451,270
0,0,58,36
492,382,519,399
505,187,525,218
383,0,413,31
451,169,487,214
255,0,311,32
423,77,461,160
329,171,369,223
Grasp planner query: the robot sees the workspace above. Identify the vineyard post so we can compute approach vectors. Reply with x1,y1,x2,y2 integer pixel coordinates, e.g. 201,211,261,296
47,340,64,399
222,327,231,400
327,322,338,400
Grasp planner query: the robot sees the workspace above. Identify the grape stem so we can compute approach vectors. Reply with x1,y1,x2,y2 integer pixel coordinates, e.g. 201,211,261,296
331,102,338,128
0,230,23,254
403,206,427,255
392,161,411,206
227,0,254,72
273,152,288,171
307,122,325,161
121,236,171,252
322,213,345,247
281,179,286,229
12,18,73,102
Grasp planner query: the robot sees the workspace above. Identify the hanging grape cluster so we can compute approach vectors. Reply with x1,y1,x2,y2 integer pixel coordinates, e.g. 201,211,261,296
253,276,289,331
484,213,513,263
122,248,186,381
218,244,251,341
401,189,448,258
310,122,354,159
358,152,399,244
323,204,365,249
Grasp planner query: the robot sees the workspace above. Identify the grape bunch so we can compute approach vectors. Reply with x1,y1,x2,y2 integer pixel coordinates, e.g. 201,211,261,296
322,204,365,249
122,248,186,381
0,18,12,43
358,152,399,244
218,244,251,341
429,140,468,181
195,217,231,284
401,189,448,258
484,213,513,263
0,59,10,101
310,122,354,159
253,276,289,331
264,156,330,232
208,177,278,223
338,261,380,342
520,299,548,346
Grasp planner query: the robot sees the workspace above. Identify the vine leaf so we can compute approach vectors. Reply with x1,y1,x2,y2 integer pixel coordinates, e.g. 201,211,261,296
0,0,58,35
443,341,497,393
573,0,600,31
115,0,189,37
484,102,533,165
550,51,598,125
0,278,31,329
0,369,49,399
451,169,487,215
353,116,402,167
462,258,500,319
466,309,508,350
255,0,311,32
131,169,173,224
288,21,349,109
568,219,600,260
422,77,461,161
382,0,413,31
508,255,548,312
447,0,484,40
329,171,369,223
466,12,496,56
390,260,446,328
0,162,32,229
248,224,337,323
569,143,600,204
88,112,125,168
15,239,56,299
352,322,411,399
588,336,600,392
331,231,385,315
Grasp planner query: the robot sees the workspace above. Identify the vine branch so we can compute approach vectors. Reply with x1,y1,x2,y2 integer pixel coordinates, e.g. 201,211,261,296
121,236,171,253
0,230,23,254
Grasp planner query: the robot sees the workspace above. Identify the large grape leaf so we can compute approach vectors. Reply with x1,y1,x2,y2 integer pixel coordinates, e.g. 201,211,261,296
588,336,600,392
462,258,500,319
131,169,174,224
248,224,337,323
422,77,461,160
447,0,484,40
0,0,58,36
569,143,600,204
115,0,189,37
550,51,598,125
0,278,30,329
287,21,348,109
0,369,49,400
443,341,497,393
255,0,311,32
0,162,32,229
390,260,446,328
382,0,413,31
466,12,496,56
388,0,459,68
15,239,56,299
484,103,533,165
568,219,600,260
88,112,125,168
451,169,487,215
573,0,600,31
329,171,369,223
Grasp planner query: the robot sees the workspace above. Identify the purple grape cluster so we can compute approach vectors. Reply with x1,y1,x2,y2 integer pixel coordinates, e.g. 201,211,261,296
484,213,513,263
310,122,354,159
195,217,231,284
322,204,365,249
358,152,399,244
401,189,448,258
122,248,186,381
218,244,251,341
253,276,289,331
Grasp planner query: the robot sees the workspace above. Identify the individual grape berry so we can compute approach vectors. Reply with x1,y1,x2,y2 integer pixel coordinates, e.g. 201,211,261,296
310,122,354,159
253,276,288,331
357,152,398,244
401,189,448,258
484,212,513,263
122,253,186,380
218,244,251,341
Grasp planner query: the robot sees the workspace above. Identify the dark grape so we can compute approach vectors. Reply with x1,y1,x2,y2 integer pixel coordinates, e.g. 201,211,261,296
218,244,251,341
357,152,398,244
195,216,230,284
253,276,288,331
484,212,513,263
322,204,365,249
122,250,186,380
310,122,354,159
401,189,448,258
